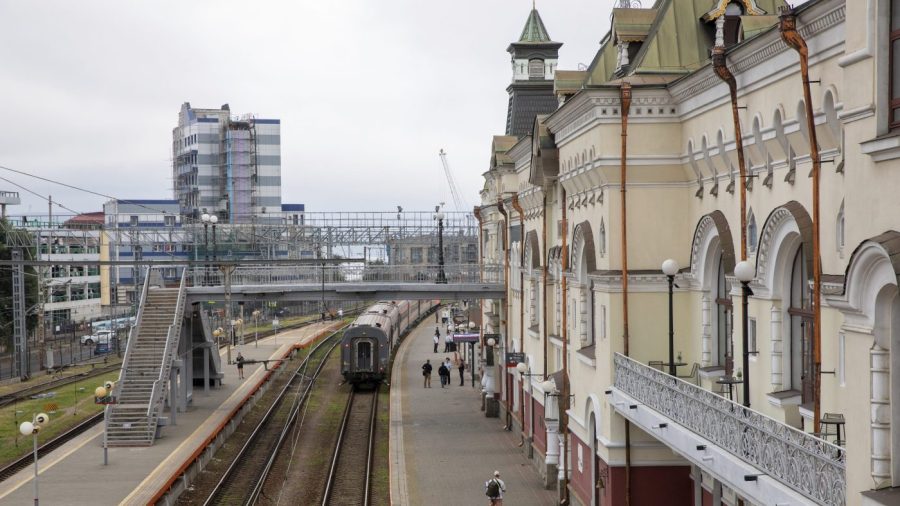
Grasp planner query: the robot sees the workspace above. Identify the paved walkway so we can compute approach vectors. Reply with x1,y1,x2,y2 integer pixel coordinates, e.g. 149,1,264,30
391,316,556,506
0,322,339,506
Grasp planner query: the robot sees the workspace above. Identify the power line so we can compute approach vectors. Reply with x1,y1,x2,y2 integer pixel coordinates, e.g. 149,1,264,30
0,175,83,216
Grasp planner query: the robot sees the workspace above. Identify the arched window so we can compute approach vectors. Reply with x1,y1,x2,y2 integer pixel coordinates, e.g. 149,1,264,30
836,201,845,252
748,210,758,254
528,59,544,78
788,247,813,398
715,253,731,367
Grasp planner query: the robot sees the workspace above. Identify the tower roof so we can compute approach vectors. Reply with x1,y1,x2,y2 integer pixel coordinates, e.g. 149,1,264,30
518,9,553,43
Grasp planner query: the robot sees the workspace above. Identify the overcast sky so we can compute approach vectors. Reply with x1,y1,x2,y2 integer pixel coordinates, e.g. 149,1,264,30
0,1,802,217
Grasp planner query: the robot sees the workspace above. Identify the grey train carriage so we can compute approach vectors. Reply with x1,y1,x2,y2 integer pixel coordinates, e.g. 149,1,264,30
340,300,437,385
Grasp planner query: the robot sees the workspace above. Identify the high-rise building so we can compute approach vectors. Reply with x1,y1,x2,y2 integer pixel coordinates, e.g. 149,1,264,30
505,8,562,138
172,103,282,223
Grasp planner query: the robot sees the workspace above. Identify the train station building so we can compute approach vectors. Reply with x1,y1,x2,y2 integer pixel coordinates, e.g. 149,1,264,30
476,1,887,504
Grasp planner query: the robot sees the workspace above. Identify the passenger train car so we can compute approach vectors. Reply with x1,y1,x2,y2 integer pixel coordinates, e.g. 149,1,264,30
340,300,438,385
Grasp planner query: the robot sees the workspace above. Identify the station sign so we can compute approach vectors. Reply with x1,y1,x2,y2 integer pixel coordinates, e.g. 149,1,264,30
505,352,525,367
452,333,480,343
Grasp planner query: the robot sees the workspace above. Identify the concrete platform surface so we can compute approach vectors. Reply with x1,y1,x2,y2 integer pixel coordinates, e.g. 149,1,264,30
0,321,340,506
391,316,556,505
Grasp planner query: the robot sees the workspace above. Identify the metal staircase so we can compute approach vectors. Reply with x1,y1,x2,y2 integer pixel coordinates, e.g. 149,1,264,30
105,269,187,446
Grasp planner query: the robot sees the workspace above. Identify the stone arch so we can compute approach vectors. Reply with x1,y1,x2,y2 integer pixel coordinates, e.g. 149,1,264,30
689,210,736,285
755,201,813,295
839,232,900,487
572,221,597,276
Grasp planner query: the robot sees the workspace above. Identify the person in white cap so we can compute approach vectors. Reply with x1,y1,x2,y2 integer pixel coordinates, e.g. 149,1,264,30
484,470,506,505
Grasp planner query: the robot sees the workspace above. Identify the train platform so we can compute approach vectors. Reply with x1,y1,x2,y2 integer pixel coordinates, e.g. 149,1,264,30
0,321,341,506
390,318,557,506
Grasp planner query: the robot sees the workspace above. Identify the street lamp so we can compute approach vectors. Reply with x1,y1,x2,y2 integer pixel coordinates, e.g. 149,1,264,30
661,259,679,376
435,208,447,284
201,213,211,285
252,310,261,348
20,412,50,506
209,214,219,264
734,260,756,408
94,380,116,465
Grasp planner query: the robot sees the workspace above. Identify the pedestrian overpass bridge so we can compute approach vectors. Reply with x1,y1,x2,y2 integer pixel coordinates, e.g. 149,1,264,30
182,262,506,303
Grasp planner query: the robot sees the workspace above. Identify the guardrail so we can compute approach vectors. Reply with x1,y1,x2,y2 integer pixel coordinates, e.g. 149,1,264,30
613,353,845,506
187,263,505,286
147,269,187,427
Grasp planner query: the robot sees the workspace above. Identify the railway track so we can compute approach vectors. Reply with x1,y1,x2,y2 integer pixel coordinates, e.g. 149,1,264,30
321,387,379,506
0,411,104,482
0,362,122,409
191,326,346,506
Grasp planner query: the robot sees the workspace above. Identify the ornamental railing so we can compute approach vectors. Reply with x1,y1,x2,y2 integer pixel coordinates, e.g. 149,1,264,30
187,263,504,287
613,353,845,506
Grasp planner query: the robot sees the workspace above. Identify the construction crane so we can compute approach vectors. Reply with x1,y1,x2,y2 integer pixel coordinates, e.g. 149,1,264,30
438,149,468,212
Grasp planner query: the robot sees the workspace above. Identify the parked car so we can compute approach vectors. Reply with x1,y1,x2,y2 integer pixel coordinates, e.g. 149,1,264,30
81,330,113,346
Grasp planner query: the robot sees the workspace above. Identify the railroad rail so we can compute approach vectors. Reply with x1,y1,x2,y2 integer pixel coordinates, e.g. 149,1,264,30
0,411,104,482
0,362,122,409
195,326,345,506
322,387,379,506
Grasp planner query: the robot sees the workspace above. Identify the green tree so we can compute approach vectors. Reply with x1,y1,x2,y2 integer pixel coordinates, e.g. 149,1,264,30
0,221,39,352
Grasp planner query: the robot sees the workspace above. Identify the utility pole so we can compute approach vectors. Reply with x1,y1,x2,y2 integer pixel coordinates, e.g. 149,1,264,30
12,249,28,379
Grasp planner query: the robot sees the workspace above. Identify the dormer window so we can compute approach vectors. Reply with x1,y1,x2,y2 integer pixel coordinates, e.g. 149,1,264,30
528,59,544,78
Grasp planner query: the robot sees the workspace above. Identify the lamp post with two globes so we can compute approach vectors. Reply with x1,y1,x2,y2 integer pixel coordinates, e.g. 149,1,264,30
252,310,261,348
19,412,51,506
434,207,447,284
94,379,117,465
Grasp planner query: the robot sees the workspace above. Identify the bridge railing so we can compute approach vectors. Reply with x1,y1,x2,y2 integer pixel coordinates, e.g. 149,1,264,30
187,263,504,287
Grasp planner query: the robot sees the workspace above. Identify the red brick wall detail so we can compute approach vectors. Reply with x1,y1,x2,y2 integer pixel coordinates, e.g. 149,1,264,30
532,399,546,454
599,457,692,506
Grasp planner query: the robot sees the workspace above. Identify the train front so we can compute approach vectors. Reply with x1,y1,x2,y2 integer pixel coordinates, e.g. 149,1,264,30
341,313,391,384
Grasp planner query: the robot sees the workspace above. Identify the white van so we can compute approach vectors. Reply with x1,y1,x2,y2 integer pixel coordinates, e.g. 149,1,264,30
81,330,113,346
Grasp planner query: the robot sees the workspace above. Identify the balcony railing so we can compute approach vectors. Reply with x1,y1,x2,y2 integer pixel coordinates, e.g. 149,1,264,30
613,353,845,506
187,263,505,287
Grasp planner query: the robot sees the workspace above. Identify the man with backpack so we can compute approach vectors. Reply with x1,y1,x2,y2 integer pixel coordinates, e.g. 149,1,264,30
484,470,506,505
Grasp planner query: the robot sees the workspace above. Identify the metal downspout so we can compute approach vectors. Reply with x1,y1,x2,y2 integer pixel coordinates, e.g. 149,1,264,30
513,195,527,437
560,186,570,505
498,198,512,430
620,81,633,506
542,194,549,379
474,206,485,379
780,8,823,434
712,44,751,408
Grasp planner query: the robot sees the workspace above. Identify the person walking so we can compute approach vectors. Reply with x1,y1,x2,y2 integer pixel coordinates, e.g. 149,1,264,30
438,362,448,388
433,328,440,353
236,352,245,380
458,357,466,386
485,470,506,505
444,332,452,352
422,359,433,388
443,358,453,386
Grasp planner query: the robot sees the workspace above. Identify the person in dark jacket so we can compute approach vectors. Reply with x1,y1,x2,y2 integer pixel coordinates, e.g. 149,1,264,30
236,352,245,379
422,359,433,388
458,358,466,386
438,363,448,388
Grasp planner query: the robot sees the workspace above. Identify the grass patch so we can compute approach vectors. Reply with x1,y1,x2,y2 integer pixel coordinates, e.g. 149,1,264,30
0,359,122,397
0,371,121,467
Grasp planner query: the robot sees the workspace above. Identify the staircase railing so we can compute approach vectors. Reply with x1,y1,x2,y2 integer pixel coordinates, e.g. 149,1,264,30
105,267,151,444
146,268,188,432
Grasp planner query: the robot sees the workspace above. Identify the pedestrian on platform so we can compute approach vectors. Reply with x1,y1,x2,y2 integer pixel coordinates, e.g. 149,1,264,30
444,332,452,352
444,358,453,386
433,328,440,353
438,362,448,387
458,358,466,386
422,359,433,388
485,470,506,505
236,352,245,380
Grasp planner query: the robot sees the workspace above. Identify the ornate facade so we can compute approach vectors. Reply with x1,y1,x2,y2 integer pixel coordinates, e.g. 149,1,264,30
477,1,896,504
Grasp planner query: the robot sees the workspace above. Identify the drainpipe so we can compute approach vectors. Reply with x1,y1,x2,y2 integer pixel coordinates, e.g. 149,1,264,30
560,187,570,505
513,195,527,437
780,8,822,435
711,45,748,259
474,206,485,388
498,198,511,430
542,194,549,379
712,42,752,407
620,81,633,506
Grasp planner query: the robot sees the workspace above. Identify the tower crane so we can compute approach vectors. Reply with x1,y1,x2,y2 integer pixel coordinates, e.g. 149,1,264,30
438,149,468,212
